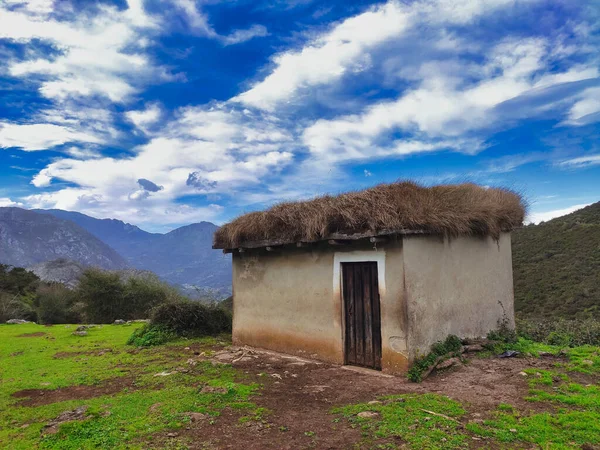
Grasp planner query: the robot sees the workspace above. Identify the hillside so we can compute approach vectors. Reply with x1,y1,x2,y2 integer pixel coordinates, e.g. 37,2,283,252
513,202,600,319
28,258,86,289
0,208,128,270
39,210,231,296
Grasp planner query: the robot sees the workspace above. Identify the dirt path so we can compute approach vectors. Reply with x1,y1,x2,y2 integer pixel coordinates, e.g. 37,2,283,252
156,346,564,449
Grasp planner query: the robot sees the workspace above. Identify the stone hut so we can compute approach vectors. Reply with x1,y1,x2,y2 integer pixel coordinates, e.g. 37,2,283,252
213,182,525,374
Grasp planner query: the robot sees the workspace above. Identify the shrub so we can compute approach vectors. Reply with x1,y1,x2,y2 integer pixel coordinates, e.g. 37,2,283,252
35,283,78,324
77,269,174,323
77,269,126,323
408,335,463,383
0,292,36,323
127,324,175,347
487,316,518,344
150,300,232,337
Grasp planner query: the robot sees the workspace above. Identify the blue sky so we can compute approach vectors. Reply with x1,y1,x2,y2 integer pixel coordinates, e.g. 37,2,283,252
0,0,599,232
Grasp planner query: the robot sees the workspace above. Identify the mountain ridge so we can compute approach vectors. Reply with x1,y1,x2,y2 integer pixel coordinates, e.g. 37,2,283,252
0,208,128,270
36,209,231,296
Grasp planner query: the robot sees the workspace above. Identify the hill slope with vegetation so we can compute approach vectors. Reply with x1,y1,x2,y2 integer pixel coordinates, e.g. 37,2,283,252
513,201,600,319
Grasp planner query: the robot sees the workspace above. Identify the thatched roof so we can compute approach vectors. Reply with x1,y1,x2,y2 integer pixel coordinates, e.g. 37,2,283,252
213,182,526,250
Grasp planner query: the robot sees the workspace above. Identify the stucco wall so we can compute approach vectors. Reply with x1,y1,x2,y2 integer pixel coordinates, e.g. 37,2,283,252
232,247,342,363
232,241,409,373
402,232,514,360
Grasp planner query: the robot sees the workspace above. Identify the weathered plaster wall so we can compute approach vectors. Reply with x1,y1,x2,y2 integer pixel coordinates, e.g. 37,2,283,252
402,232,514,360
232,247,342,363
232,241,409,373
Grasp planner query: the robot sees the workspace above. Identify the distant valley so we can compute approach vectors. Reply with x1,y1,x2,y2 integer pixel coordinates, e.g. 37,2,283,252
0,207,231,298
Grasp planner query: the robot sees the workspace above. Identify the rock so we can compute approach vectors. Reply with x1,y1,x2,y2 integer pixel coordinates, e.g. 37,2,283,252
114,319,126,325
518,371,528,376
464,344,484,353
166,432,178,438
6,319,31,324
509,428,517,433
188,412,209,422
187,359,198,366
200,386,227,394
582,360,594,366
271,373,282,380
153,371,173,377
357,411,380,419
214,352,235,362
368,400,382,405
75,325,89,332
437,357,460,369
72,331,88,337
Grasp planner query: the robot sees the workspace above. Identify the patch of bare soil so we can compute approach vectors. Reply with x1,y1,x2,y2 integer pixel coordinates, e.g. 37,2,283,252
12,377,136,407
17,332,47,338
150,347,565,449
42,406,89,435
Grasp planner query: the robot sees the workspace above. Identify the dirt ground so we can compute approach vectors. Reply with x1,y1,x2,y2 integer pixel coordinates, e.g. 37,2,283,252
150,345,568,449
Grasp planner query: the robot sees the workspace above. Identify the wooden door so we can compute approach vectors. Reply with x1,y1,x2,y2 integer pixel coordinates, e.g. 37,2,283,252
342,262,382,370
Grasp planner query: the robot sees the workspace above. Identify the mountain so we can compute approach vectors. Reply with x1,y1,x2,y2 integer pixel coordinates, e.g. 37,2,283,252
36,209,159,257
29,258,86,289
38,210,231,296
513,202,600,319
0,208,128,270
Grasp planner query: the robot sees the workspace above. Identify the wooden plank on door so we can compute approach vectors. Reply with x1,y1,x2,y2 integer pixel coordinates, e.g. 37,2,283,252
342,261,382,370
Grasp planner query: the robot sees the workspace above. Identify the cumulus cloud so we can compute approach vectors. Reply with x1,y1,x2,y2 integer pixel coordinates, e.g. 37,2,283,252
0,197,24,207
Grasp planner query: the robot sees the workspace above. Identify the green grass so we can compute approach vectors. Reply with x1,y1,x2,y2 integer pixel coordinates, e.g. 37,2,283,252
466,365,600,449
332,394,468,449
0,323,259,449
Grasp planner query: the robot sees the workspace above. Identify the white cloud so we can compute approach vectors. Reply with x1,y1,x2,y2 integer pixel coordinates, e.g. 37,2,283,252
172,0,268,45
234,0,541,111
27,104,296,224
558,154,600,169
222,25,269,46
0,197,24,207
527,203,591,224
234,1,410,110
300,34,599,162
565,87,600,125
126,103,162,133
0,123,101,151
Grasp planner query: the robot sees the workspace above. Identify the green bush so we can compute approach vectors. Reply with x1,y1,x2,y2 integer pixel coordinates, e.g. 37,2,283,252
487,316,518,344
150,300,232,337
77,269,175,323
35,283,78,324
408,335,463,383
517,318,600,347
127,324,175,347
0,292,36,323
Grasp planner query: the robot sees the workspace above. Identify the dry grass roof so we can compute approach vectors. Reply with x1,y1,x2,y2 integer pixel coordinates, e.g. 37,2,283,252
213,181,526,249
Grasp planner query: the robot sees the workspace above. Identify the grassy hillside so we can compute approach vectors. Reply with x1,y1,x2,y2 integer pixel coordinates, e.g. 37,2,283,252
513,201,600,319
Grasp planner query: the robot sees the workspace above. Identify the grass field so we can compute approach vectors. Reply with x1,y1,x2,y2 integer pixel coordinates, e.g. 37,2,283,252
2,324,600,449
0,323,259,449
